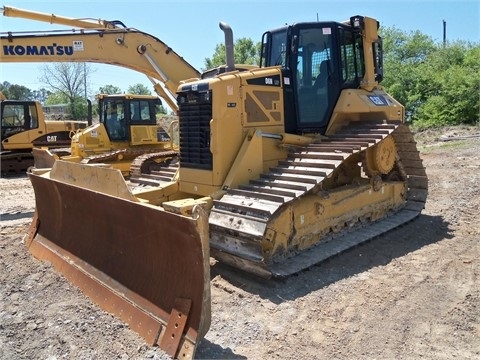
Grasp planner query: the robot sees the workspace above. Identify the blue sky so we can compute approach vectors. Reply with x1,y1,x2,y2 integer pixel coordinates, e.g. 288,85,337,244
1,0,479,94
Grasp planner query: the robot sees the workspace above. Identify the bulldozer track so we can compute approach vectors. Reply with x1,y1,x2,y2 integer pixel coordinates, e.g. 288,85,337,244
80,148,169,165
48,147,71,157
80,149,179,185
209,121,428,277
129,151,179,186
80,149,128,164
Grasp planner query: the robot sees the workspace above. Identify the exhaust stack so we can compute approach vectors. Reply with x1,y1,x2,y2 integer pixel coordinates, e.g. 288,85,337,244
219,21,235,72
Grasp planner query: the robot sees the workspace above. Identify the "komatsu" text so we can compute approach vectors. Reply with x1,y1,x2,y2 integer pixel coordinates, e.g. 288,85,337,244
3,44,73,56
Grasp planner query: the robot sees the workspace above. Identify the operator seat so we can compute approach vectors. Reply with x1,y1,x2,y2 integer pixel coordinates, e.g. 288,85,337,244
314,60,330,90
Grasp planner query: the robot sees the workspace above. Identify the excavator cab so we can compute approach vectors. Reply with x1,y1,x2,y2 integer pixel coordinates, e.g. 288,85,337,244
1,100,39,144
1,99,87,175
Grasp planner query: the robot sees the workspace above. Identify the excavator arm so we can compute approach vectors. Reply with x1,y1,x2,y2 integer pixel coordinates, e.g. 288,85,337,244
2,5,119,29
1,5,201,112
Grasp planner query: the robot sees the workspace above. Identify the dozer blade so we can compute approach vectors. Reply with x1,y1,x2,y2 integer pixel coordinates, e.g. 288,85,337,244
26,161,211,359
32,147,56,169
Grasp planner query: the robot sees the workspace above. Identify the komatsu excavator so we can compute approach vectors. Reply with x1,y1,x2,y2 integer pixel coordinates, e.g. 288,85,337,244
4,6,428,359
1,93,88,176
1,5,200,177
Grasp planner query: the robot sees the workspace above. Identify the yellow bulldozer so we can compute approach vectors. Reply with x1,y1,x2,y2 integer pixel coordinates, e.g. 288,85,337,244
33,93,179,179
4,6,428,359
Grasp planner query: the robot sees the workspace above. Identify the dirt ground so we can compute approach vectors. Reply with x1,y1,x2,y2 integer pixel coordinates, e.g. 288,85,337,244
1,125,479,360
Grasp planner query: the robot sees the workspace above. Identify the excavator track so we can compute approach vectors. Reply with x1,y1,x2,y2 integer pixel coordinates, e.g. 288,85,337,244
2,146,72,177
209,121,428,277
1,150,34,176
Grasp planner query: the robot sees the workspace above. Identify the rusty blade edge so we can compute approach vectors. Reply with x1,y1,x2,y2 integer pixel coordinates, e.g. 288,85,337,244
27,233,200,348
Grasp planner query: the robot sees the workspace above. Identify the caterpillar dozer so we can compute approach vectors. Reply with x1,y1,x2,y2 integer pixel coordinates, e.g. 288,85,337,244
1,5,201,178
9,6,428,359
32,93,179,178
1,93,88,176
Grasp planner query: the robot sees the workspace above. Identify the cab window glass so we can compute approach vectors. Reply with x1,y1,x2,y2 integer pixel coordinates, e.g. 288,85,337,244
339,27,364,84
130,100,152,122
28,104,39,129
2,104,25,127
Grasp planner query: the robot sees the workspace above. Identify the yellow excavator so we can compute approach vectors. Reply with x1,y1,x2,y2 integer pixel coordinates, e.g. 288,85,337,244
1,5,201,177
4,6,428,359
1,92,88,176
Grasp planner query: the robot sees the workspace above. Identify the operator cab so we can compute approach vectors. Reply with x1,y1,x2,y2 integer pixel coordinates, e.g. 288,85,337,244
98,95,169,142
1,100,39,141
260,16,382,135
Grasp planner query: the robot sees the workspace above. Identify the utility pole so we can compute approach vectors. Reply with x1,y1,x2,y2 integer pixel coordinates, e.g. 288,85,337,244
83,62,87,100
443,19,447,45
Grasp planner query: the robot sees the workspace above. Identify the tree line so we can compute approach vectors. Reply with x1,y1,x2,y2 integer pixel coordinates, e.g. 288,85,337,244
381,27,479,129
2,26,479,128
0,63,161,120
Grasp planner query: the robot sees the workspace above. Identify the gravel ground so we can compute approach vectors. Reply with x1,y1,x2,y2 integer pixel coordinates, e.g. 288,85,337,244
1,126,479,359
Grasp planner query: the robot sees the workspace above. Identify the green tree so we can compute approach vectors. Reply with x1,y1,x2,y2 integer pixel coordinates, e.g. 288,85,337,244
11,84,32,100
0,82,9,97
45,92,69,105
156,104,168,115
381,26,480,128
0,82,32,100
413,43,480,128
204,37,261,70
381,27,437,119
98,85,122,94
32,88,51,104
127,83,152,95
39,62,93,119
44,92,90,121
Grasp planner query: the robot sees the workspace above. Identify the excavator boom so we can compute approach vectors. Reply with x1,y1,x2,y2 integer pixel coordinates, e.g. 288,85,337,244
1,5,201,111
1,5,203,174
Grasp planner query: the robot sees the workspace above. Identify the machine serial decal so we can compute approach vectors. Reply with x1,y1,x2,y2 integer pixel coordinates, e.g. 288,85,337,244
367,95,388,106
246,74,281,87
